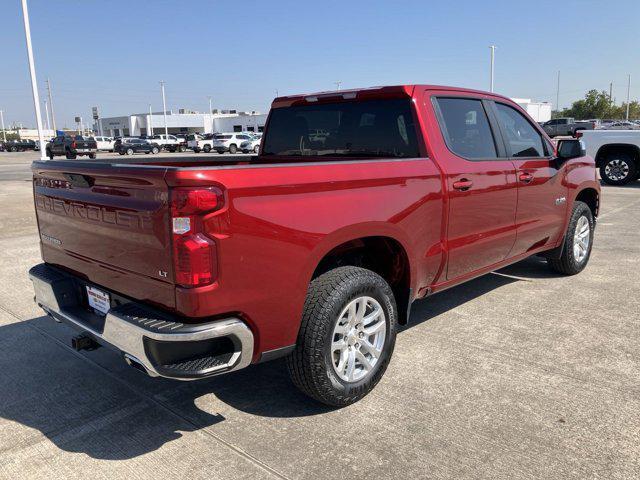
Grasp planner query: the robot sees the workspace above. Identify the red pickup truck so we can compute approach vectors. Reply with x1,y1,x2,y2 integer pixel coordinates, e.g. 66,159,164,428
29,85,600,406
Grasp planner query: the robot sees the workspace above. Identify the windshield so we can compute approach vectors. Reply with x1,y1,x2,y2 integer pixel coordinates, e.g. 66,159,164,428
262,98,420,158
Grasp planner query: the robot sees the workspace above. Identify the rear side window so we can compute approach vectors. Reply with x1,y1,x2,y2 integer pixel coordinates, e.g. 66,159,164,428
434,98,497,159
494,103,545,158
262,98,420,158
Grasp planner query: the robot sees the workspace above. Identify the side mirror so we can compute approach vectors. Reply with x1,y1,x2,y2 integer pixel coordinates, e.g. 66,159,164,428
556,139,585,165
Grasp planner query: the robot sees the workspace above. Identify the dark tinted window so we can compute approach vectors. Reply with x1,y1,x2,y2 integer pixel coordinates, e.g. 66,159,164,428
495,103,544,158
435,98,498,159
262,99,420,158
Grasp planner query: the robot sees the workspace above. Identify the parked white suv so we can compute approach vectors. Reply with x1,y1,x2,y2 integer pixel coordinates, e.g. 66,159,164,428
240,137,261,154
213,133,253,154
92,136,115,152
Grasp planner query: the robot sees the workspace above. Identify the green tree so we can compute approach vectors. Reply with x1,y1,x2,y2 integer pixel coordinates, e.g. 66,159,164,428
553,90,640,120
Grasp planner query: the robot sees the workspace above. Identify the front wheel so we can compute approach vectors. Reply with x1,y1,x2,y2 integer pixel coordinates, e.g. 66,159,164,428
228,144,237,154
599,152,637,185
46,150,54,160
287,266,398,407
548,201,594,275
151,147,160,154
203,145,211,153
126,148,134,155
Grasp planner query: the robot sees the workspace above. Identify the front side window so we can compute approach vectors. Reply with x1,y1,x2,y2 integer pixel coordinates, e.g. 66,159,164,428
262,98,420,158
434,98,497,159
494,103,545,158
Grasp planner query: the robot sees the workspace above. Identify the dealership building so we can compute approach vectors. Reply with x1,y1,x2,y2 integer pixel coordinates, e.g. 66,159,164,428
511,98,552,123
95,110,267,137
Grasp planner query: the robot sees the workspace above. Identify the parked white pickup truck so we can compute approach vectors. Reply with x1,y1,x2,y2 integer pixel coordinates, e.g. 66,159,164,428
578,130,640,185
186,133,214,153
147,134,186,152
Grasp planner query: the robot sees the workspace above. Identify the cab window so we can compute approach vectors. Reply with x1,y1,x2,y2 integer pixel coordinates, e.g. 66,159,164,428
434,98,498,159
494,103,545,158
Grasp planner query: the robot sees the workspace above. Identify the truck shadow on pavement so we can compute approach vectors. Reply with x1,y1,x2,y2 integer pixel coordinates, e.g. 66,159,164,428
0,256,557,460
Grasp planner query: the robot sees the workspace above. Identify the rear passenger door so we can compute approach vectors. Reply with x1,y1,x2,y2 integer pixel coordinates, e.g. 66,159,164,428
491,102,567,256
429,95,518,280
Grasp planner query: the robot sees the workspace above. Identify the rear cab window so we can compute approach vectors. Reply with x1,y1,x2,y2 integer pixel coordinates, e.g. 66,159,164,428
262,98,420,158
433,97,498,159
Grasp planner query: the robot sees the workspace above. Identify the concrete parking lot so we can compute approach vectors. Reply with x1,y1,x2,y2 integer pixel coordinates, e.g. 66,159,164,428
0,151,639,479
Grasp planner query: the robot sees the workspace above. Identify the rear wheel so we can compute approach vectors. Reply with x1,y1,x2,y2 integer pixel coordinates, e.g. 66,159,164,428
126,148,134,155
193,148,201,153
599,151,637,185
89,153,96,159
229,144,237,154
9,146,17,152
151,147,160,154
178,145,186,152
254,145,260,153
203,144,211,153
65,150,76,159
287,266,397,407
548,201,594,275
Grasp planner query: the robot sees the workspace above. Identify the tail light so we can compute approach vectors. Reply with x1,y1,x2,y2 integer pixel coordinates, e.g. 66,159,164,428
575,131,583,139
170,187,224,287
71,141,77,149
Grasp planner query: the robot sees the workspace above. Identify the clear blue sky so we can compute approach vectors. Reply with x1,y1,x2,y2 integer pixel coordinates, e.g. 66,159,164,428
2,0,638,128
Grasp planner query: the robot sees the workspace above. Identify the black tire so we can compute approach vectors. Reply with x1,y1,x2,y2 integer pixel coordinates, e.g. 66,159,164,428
599,151,637,186
65,150,76,159
151,147,159,154
548,201,594,275
9,146,17,152
46,150,53,160
119,152,125,155
203,144,211,153
254,145,260,153
229,144,237,154
193,148,201,153
126,148,134,155
287,266,398,407
89,153,96,159
178,145,186,152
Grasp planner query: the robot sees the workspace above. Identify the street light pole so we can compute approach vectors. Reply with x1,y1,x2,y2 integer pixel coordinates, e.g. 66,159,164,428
208,96,212,114
626,74,631,121
556,70,560,114
160,81,168,137
489,45,496,92
43,99,50,130
148,104,153,136
335,81,342,90
20,0,46,160
0,110,6,142
46,78,56,132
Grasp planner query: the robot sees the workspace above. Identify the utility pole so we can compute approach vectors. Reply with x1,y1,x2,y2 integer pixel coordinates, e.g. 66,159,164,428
609,82,613,106
0,110,6,142
275,89,279,97
335,81,342,90
556,70,560,114
489,45,496,92
208,96,212,114
160,81,168,137
148,104,153,136
20,0,46,160
626,74,631,121
45,78,56,132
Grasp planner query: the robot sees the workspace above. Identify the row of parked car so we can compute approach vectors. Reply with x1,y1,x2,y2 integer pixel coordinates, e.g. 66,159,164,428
540,117,640,138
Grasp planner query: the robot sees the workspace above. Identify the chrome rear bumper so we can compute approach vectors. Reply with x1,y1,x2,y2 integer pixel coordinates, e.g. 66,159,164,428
29,263,254,380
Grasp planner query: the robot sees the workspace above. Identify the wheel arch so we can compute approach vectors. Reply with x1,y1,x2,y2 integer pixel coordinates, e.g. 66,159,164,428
575,187,600,218
307,230,413,325
594,143,640,168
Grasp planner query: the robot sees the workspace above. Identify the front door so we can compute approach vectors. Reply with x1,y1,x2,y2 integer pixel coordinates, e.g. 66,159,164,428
429,95,518,280
491,102,568,255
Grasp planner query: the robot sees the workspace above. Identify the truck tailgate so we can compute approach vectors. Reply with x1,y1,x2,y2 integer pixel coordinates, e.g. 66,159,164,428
32,161,175,309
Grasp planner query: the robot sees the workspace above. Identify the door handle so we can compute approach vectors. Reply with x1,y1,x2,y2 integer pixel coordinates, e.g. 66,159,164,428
519,172,534,184
453,179,473,191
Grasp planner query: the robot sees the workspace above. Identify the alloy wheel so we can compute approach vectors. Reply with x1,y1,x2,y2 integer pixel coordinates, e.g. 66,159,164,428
573,216,590,263
331,296,386,383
